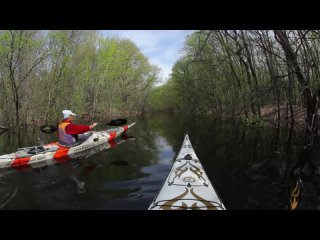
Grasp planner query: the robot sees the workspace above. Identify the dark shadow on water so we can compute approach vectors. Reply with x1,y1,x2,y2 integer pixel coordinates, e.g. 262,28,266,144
111,161,129,166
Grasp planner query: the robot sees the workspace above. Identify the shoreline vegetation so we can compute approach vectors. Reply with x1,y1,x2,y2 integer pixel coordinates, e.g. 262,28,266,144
0,30,158,128
1,30,320,144
147,30,320,143
223,105,306,127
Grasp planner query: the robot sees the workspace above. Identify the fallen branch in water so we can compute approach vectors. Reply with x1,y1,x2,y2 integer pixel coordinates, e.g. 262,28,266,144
0,126,9,136
0,125,9,131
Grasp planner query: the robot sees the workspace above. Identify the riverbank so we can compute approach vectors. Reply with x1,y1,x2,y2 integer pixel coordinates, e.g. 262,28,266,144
220,105,307,129
259,105,305,124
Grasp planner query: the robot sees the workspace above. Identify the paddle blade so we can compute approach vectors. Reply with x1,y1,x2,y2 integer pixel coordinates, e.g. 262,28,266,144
40,125,57,133
289,177,303,210
107,119,127,126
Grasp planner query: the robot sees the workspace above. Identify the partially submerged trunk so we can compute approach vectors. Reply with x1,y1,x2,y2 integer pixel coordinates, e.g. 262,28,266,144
0,125,9,131
0,125,9,136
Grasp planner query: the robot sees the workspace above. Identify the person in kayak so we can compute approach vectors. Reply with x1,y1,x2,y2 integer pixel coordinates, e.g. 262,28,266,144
58,110,97,146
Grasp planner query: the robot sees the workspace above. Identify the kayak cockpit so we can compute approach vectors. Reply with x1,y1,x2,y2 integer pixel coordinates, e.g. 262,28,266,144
58,132,94,148
15,145,59,158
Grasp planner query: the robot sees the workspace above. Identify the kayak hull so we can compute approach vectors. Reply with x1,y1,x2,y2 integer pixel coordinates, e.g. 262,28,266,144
149,134,225,210
0,123,136,169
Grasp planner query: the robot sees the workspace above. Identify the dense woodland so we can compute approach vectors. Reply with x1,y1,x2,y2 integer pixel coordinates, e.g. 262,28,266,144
0,30,159,127
2,30,320,140
149,30,320,139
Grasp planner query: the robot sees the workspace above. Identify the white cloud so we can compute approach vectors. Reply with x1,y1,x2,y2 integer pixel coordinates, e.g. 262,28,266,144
101,30,194,84
149,56,172,84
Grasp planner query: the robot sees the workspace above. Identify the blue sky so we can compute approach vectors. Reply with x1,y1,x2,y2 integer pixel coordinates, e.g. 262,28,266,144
101,30,194,84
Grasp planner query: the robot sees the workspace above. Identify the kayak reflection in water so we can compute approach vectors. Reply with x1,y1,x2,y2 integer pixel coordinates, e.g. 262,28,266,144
0,134,136,197
71,175,86,194
61,134,136,194
58,110,98,146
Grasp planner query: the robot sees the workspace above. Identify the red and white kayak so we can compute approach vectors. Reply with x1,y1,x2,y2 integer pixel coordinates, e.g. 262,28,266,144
0,122,136,170
149,134,226,210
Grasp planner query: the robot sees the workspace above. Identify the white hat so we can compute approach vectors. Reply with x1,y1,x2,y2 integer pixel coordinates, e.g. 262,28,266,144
62,110,76,119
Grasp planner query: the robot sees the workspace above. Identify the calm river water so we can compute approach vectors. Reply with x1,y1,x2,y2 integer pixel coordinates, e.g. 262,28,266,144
0,113,319,210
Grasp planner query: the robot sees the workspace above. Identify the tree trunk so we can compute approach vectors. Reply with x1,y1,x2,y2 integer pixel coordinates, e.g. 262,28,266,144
274,30,313,128
225,30,257,116
287,63,295,123
240,30,261,118
217,31,249,117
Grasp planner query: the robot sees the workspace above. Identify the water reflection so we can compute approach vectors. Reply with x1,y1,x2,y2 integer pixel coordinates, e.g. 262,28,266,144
1,113,320,209
0,134,137,209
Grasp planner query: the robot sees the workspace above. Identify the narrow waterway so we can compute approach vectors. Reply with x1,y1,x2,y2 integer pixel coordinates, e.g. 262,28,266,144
0,113,318,209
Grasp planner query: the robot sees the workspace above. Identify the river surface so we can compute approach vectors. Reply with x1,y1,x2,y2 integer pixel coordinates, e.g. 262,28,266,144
0,113,320,210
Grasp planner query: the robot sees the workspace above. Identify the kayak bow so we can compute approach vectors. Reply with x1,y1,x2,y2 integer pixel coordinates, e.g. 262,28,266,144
149,134,226,210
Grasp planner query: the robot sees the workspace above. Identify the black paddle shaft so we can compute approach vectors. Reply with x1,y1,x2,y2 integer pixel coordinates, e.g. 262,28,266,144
106,119,127,126
40,118,127,133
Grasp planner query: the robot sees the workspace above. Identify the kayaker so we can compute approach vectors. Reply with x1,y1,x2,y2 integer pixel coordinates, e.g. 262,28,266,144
58,110,97,146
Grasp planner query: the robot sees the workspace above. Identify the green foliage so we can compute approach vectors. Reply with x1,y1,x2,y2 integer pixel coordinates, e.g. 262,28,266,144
150,30,320,124
244,115,267,127
0,30,159,125
148,79,181,112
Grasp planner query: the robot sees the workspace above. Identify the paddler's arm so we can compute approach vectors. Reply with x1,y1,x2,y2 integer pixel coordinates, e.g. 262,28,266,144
65,123,91,135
